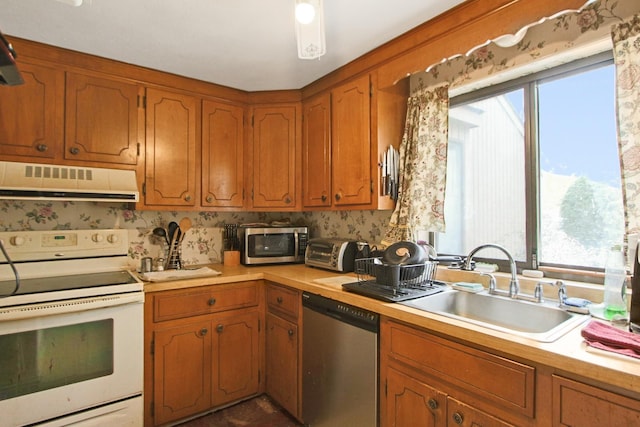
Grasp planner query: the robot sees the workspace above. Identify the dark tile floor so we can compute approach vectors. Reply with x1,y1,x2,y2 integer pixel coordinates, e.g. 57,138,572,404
176,395,303,427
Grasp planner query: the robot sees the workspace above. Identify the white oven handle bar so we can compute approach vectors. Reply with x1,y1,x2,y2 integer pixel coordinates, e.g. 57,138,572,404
0,292,144,321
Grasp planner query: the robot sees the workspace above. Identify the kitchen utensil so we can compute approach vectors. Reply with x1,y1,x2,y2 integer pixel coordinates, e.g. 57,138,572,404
178,217,192,243
152,227,169,245
383,241,427,265
167,222,179,242
166,222,181,270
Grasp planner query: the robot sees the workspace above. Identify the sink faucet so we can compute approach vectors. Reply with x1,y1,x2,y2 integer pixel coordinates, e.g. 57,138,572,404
463,244,519,298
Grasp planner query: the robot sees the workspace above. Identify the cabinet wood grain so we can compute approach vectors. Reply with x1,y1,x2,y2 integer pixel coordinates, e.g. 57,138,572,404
250,105,300,210
144,88,199,207
0,61,63,160
202,100,245,208
65,72,142,165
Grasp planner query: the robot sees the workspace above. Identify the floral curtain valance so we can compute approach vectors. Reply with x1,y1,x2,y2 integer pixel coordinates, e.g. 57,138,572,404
382,84,449,246
412,0,636,95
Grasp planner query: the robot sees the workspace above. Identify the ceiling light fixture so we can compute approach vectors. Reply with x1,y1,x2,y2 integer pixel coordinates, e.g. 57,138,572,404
295,0,326,60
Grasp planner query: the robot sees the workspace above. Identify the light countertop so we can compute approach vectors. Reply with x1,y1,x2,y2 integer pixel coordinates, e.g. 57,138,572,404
143,263,640,396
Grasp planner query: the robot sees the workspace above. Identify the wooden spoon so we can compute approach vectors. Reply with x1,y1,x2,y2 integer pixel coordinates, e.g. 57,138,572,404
178,217,192,243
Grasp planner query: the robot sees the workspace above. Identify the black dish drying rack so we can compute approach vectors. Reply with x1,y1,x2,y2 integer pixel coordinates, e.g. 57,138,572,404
342,257,446,302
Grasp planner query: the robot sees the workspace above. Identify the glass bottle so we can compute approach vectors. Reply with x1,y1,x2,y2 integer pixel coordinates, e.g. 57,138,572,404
604,245,628,320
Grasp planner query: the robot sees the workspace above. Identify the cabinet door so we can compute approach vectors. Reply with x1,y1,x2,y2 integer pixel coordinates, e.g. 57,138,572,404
331,74,372,206
153,321,212,426
302,92,331,208
447,397,515,427
145,88,198,207
211,311,261,406
65,72,142,165
266,312,299,418
552,375,640,426
0,61,63,160
202,100,244,208
385,367,446,427
251,105,299,209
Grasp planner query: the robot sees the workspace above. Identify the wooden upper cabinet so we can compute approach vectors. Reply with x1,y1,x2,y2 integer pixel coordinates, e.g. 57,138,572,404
65,72,143,166
331,74,372,206
202,100,244,209
302,92,331,208
0,61,64,160
144,88,199,207
251,105,300,210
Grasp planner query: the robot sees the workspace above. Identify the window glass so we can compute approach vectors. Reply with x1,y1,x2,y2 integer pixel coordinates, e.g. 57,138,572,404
538,64,623,269
436,56,623,273
438,89,527,262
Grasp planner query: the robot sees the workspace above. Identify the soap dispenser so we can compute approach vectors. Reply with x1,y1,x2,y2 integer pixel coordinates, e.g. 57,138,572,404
603,245,628,320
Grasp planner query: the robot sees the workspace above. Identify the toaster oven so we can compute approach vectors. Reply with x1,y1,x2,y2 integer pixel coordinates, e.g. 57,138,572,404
305,238,358,272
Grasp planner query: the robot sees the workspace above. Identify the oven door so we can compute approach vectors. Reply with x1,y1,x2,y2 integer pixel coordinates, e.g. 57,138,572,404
0,293,144,427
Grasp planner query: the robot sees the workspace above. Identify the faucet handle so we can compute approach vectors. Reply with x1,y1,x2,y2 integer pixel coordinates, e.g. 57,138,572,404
536,280,567,305
480,273,497,292
555,280,567,303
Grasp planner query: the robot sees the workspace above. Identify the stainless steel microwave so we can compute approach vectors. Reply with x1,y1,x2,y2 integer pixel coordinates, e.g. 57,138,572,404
239,225,309,265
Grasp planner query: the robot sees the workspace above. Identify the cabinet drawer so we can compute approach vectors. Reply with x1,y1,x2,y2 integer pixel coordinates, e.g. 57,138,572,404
266,283,300,319
385,320,535,418
154,281,260,322
552,375,640,426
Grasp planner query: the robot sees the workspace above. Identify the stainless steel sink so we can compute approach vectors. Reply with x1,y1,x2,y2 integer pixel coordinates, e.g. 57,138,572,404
400,289,589,342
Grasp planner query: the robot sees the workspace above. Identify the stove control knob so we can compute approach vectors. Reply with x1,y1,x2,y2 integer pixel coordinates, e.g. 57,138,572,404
107,234,119,244
9,236,25,246
92,233,105,243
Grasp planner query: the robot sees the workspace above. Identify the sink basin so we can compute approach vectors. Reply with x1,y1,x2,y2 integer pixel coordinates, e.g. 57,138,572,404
400,289,589,342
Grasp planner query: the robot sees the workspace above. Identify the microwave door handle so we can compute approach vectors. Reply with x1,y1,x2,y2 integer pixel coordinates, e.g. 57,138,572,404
294,230,299,258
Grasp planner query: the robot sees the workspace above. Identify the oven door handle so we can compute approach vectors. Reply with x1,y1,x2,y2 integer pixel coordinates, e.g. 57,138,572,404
0,292,144,321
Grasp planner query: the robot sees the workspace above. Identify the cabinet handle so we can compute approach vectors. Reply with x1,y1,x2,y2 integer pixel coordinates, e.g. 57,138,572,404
452,412,464,425
288,329,294,337
36,144,48,152
200,328,208,336
276,296,283,304
216,324,224,333
335,193,341,201
321,194,327,202
427,398,438,410
208,298,216,306
285,196,291,204
206,195,213,203
185,194,192,202
69,147,80,155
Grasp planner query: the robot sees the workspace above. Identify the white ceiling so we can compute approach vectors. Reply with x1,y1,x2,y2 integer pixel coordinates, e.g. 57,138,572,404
1,0,466,91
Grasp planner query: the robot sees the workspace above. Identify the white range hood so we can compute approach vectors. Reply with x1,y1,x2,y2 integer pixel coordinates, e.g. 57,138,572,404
0,161,139,202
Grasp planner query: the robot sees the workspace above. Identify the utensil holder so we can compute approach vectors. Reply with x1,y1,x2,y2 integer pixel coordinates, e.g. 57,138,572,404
166,240,182,270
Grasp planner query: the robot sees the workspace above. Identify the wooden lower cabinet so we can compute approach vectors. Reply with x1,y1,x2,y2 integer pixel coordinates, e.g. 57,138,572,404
153,320,213,425
552,375,640,426
381,317,534,427
212,311,261,406
385,367,446,427
145,281,262,426
264,282,302,420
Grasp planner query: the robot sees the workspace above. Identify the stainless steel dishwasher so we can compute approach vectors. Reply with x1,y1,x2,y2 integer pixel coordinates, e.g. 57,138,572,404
302,291,379,427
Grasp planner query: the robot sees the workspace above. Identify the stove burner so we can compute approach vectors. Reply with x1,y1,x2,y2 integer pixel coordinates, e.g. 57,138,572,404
342,280,447,302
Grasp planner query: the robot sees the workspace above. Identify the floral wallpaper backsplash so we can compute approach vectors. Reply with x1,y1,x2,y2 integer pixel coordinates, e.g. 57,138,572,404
0,200,391,268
